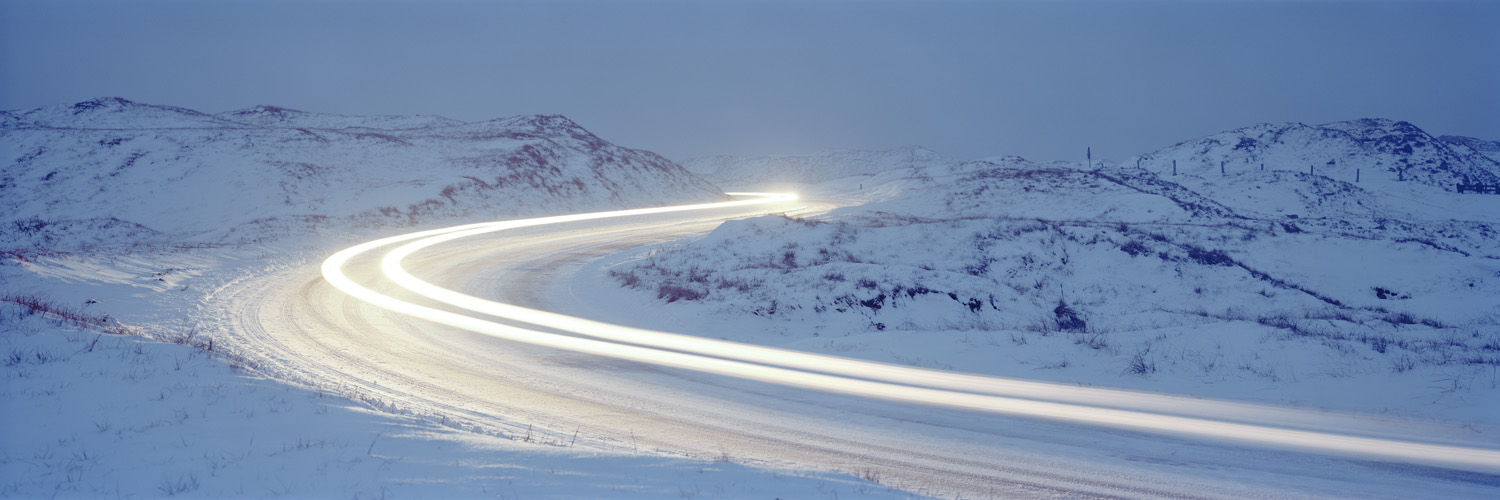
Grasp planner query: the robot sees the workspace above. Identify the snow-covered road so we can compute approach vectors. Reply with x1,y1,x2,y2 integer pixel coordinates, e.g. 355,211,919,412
218,194,1500,499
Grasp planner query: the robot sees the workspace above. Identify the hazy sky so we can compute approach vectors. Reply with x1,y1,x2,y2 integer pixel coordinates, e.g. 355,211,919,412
3,0,1497,162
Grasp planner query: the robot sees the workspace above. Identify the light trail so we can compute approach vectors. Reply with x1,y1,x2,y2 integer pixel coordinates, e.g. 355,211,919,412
379,224,1402,436
323,193,1500,474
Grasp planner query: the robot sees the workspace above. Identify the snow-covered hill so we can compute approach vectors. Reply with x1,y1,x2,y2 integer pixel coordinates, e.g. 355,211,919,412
214,104,465,130
1127,119,1500,191
606,119,1500,423
1441,134,1500,165
619,154,1500,332
0,97,723,254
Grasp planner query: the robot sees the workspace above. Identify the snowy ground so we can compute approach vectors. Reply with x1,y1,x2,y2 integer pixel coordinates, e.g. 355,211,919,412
604,155,1500,432
0,240,911,499
1,99,918,498
6,110,1498,497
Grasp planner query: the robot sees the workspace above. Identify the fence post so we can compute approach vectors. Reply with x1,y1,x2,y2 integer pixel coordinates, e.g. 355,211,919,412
1173,160,1177,176
1356,169,1360,182
1221,161,1225,175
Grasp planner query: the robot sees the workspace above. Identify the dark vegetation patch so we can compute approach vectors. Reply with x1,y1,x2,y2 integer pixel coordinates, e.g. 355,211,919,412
656,284,704,303
1373,286,1410,300
1118,240,1149,257
0,293,130,335
1052,300,1087,333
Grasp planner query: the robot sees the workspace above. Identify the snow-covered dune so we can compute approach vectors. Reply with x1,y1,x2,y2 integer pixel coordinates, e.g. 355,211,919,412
0,98,723,253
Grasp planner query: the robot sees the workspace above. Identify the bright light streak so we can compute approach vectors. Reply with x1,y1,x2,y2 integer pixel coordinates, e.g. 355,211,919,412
323,193,1500,473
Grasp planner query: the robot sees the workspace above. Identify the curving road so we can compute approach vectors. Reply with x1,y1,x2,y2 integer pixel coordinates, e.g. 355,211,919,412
215,194,1500,499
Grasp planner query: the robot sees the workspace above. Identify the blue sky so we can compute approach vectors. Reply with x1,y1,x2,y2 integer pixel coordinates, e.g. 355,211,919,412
3,0,1496,162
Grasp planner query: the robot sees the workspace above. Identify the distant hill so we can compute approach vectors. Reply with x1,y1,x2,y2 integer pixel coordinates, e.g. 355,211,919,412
1439,135,1500,165
214,104,466,131
683,118,1500,225
0,97,722,253
1127,118,1500,190
682,146,955,186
